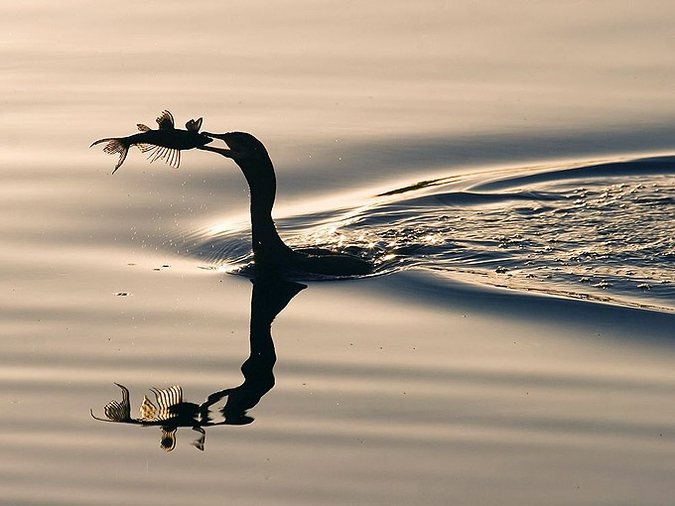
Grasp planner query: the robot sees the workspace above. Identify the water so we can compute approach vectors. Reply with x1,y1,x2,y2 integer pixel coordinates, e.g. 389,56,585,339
3,1,675,505
187,155,675,310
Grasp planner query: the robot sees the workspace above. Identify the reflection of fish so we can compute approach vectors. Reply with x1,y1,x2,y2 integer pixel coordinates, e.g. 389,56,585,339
90,110,212,173
90,383,203,452
102,383,131,422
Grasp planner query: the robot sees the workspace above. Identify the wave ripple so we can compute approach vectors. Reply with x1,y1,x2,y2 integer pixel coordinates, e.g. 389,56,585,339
183,156,675,311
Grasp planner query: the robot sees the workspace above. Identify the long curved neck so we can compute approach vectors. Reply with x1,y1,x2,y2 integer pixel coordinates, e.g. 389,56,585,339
237,156,293,263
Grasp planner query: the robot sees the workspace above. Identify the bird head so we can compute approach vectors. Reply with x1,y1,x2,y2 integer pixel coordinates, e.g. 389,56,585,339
201,131,269,161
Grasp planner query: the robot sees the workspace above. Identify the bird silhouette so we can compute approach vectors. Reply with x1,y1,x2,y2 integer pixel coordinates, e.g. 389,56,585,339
199,132,373,277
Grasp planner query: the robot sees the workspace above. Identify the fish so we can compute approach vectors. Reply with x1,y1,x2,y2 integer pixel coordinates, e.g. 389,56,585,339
90,110,212,173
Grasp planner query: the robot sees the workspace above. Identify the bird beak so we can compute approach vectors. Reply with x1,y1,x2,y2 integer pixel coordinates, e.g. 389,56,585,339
197,145,236,158
200,132,241,159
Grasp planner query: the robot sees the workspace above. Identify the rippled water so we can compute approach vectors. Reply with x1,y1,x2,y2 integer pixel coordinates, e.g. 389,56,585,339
187,156,675,311
4,1,675,505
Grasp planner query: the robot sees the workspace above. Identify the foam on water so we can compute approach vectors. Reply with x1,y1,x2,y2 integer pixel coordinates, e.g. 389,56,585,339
184,155,675,311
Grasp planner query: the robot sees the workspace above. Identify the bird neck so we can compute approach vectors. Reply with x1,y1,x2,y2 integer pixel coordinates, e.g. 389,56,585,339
238,157,294,263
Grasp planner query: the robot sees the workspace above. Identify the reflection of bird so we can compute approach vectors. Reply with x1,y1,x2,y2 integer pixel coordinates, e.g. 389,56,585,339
199,132,373,276
90,275,306,451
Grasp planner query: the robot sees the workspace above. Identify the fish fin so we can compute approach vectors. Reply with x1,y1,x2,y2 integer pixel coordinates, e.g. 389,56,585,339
167,148,181,169
147,146,167,164
147,146,181,169
137,123,151,132
185,117,203,132
145,146,158,161
154,148,168,163
164,149,180,169
139,395,157,421
102,383,131,421
90,138,130,174
112,148,129,174
90,137,113,148
151,385,183,420
156,110,175,130
137,143,155,153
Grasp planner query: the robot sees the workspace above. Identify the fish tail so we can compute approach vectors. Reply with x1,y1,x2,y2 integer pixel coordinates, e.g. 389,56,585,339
90,137,130,174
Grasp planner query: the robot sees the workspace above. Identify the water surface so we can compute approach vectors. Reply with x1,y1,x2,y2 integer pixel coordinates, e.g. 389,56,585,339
2,1,675,505
191,155,675,311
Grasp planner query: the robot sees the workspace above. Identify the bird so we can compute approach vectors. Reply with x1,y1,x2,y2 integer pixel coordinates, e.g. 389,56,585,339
198,132,373,277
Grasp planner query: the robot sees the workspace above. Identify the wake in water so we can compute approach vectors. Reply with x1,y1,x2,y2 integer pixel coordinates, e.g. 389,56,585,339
176,155,675,312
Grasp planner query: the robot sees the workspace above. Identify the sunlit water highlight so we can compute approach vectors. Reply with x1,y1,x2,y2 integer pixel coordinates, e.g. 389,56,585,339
181,156,675,311
4,1,675,505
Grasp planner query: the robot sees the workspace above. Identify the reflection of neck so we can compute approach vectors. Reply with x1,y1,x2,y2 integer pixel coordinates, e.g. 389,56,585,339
238,156,294,265
221,275,306,423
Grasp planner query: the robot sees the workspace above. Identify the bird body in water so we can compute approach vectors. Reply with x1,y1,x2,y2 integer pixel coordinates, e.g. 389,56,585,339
199,132,373,277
